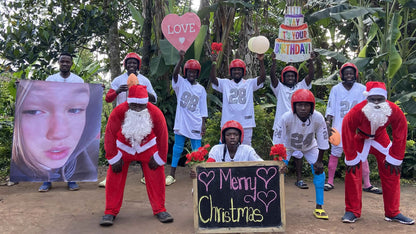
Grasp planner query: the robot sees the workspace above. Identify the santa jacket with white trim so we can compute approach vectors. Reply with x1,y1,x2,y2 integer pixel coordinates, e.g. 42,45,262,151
104,102,168,165
341,100,407,166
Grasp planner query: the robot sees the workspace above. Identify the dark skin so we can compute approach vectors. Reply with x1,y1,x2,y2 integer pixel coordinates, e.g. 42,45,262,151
58,55,73,78
169,50,206,178
116,58,156,103
111,103,159,173
347,95,401,175
326,67,357,136
295,102,325,209
210,53,266,86
270,52,315,88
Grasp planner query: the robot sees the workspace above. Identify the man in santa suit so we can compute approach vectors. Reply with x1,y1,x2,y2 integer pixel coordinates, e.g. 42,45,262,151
341,81,414,225
100,85,173,226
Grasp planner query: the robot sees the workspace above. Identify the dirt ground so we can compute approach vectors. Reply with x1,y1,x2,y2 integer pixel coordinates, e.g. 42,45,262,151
1,164,415,234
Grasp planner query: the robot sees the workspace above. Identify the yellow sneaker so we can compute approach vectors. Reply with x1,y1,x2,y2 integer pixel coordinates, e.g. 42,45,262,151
98,179,106,187
140,177,146,185
165,175,176,186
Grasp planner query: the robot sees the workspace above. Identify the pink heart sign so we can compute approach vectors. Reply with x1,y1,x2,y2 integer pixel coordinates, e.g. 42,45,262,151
161,13,201,52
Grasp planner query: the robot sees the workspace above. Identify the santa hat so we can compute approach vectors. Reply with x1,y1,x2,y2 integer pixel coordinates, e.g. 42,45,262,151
363,81,387,99
127,85,148,104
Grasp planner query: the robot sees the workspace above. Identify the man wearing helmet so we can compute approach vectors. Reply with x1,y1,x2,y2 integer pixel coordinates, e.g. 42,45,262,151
324,62,381,194
100,52,158,187
209,53,266,145
270,53,315,190
105,52,158,106
207,120,263,162
274,89,329,220
166,50,208,185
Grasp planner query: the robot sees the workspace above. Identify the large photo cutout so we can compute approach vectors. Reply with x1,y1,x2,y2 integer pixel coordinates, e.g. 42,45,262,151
10,80,103,182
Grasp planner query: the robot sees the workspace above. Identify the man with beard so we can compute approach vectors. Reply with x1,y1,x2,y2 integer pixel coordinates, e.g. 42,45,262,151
341,81,414,225
324,63,381,194
101,52,157,187
210,53,266,145
100,85,173,226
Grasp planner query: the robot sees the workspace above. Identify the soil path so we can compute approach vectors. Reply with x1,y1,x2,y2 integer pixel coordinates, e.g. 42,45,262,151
1,165,415,234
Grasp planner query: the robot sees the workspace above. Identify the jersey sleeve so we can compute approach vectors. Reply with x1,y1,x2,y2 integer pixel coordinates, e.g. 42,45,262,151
199,87,208,117
251,77,264,91
315,112,330,150
325,88,336,118
139,75,158,102
212,78,226,92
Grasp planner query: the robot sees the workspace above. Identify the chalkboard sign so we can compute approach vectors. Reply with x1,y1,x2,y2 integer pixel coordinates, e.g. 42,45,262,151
193,161,285,233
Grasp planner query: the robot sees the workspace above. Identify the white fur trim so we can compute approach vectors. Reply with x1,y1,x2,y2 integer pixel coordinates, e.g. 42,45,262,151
368,88,387,99
108,151,122,165
152,152,165,166
127,97,148,104
344,156,361,166
386,155,403,166
116,138,157,155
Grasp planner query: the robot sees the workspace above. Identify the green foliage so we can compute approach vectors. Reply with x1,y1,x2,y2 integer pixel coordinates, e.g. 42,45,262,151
0,74,15,179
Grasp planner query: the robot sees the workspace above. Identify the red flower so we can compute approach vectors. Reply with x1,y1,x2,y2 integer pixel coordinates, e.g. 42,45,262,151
211,42,223,54
270,144,287,161
185,144,211,166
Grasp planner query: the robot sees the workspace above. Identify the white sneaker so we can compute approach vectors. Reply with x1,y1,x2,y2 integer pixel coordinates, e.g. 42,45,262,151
165,175,176,186
98,179,106,187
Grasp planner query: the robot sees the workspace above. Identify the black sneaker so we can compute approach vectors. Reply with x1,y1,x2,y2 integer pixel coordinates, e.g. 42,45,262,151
155,211,174,223
385,213,415,225
100,214,115,226
342,212,357,223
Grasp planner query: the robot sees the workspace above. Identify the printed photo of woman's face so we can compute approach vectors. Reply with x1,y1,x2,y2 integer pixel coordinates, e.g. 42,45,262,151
20,82,90,169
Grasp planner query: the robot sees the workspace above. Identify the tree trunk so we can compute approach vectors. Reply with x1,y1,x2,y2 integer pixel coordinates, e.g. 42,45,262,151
141,0,153,76
104,0,121,80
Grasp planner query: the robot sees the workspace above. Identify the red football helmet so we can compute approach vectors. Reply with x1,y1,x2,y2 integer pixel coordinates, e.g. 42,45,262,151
221,120,244,144
340,62,359,82
291,89,315,114
229,59,246,75
281,66,299,83
184,59,201,77
123,52,142,70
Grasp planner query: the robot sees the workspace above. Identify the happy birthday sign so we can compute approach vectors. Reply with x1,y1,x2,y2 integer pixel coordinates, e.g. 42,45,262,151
193,161,286,233
161,12,201,52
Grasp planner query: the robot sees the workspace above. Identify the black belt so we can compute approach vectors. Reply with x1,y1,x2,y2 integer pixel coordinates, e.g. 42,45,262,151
357,128,375,138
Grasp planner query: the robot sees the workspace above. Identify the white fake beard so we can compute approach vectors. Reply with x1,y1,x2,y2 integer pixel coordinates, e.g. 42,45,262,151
122,109,153,147
362,101,392,135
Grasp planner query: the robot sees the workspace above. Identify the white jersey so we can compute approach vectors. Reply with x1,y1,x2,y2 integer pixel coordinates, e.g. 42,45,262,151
212,77,263,128
46,73,84,83
275,110,329,153
325,82,365,147
111,72,157,106
208,144,263,162
270,79,311,130
172,75,208,140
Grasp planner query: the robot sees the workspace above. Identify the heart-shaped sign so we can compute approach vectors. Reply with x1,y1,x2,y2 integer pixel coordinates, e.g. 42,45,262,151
161,13,201,52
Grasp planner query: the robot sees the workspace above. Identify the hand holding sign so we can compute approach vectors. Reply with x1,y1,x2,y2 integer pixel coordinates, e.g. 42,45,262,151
161,13,201,52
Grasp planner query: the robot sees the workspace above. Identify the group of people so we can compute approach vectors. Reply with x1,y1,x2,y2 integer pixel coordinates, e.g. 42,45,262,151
14,49,413,227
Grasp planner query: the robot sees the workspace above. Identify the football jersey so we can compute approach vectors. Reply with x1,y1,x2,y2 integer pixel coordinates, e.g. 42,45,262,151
111,72,157,106
172,75,208,140
212,77,263,128
46,73,84,83
208,144,263,162
271,79,311,130
325,82,365,147
275,110,329,152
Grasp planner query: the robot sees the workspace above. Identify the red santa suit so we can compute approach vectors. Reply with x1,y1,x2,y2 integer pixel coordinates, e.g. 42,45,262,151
342,82,407,218
104,85,168,216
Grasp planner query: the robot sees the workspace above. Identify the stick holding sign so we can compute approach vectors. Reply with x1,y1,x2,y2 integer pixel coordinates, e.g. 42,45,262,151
161,12,201,52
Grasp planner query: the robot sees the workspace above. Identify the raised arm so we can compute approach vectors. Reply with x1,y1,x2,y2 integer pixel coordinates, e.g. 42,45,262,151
257,53,266,86
270,53,279,88
210,53,219,86
173,50,186,83
304,52,316,86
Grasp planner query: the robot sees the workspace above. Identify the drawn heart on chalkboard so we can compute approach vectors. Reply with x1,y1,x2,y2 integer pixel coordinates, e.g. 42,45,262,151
258,190,277,213
198,171,215,192
256,167,277,189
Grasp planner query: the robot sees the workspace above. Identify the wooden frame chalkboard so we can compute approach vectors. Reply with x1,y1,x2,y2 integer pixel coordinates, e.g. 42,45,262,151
193,161,286,233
